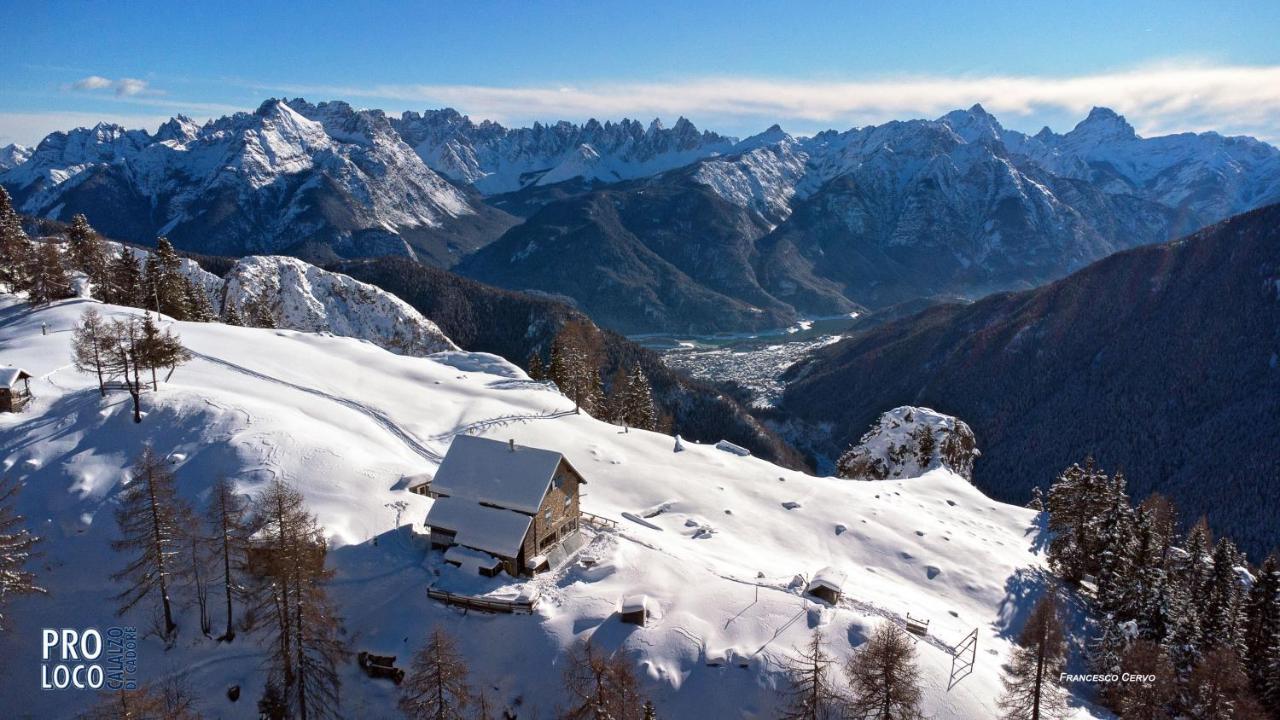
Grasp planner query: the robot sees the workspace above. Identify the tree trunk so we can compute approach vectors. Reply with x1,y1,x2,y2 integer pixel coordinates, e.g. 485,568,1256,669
146,465,176,637
127,350,142,423
220,494,235,642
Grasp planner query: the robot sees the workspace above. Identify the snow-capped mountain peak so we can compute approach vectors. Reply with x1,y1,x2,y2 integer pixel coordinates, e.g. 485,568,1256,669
0,143,32,171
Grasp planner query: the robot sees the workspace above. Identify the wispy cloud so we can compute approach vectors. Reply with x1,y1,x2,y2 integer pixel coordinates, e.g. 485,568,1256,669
256,61,1280,141
67,75,158,97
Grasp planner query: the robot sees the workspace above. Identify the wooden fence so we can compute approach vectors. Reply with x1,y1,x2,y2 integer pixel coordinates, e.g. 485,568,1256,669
582,511,619,529
427,588,537,615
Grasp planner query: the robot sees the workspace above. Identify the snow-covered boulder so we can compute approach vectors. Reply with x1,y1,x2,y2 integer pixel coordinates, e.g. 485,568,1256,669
221,256,457,356
837,406,979,482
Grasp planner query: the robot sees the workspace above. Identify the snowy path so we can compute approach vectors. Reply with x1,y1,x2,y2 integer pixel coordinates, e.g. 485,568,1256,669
189,350,445,463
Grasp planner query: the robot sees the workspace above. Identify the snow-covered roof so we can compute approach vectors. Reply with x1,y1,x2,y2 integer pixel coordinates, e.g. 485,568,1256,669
807,567,847,594
426,495,532,558
432,435,578,514
0,367,30,389
443,545,500,570
715,440,750,456
621,594,651,614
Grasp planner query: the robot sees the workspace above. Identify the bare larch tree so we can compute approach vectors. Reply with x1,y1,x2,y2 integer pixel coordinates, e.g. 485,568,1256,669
110,446,190,640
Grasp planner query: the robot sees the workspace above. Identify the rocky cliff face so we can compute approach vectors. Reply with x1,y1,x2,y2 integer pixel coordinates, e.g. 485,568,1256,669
219,255,457,356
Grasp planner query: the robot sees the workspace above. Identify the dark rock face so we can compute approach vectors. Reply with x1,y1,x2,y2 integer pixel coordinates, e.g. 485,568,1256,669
782,205,1280,557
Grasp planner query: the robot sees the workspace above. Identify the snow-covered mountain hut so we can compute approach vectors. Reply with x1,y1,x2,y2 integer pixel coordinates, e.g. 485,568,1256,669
0,366,32,412
806,567,847,604
426,435,587,577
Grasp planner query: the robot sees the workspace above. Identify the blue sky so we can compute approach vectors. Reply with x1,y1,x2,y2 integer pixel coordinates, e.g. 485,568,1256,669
3,0,1280,145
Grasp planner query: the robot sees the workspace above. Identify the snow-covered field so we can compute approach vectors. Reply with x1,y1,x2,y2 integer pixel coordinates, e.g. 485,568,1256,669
0,295,1088,718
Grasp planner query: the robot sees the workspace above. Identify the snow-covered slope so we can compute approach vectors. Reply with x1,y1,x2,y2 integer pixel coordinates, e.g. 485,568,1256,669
393,109,737,195
836,406,979,482
220,255,457,356
0,296,1086,719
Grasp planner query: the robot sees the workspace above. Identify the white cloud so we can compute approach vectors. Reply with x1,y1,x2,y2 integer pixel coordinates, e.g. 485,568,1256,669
258,61,1280,142
114,78,150,97
71,75,114,91
67,75,157,97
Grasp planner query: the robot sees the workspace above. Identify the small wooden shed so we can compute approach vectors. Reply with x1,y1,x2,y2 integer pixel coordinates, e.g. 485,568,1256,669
0,367,32,413
806,567,847,605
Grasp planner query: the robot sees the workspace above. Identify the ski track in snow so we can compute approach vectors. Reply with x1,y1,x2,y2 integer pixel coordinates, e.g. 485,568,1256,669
190,349,446,463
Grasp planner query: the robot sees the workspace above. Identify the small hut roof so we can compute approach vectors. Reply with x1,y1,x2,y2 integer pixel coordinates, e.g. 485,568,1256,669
0,367,31,389
621,594,651,614
807,567,847,594
432,435,583,514
443,545,500,570
426,496,532,559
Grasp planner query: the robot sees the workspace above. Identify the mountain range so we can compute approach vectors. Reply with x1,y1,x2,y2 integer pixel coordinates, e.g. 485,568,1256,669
5,101,1280,333
779,204,1280,557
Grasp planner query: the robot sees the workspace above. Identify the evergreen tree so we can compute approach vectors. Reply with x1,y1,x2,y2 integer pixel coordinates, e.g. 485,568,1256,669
1026,486,1044,512
1093,494,1137,620
223,302,244,327
999,595,1068,720
642,700,657,720
110,446,190,639
1129,509,1173,642
0,186,34,292
107,248,144,308
1243,554,1280,701
1046,458,1113,583
72,307,115,397
65,214,110,297
400,625,471,720
526,352,545,381
1199,537,1245,653
246,289,277,329
0,477,44,632
622,366,658,431
143,237,190,319
207,477,252,642
183,277,215,322
27,241,73,305
1166,520,1214,673
844,622,924,719
778,630,844,720
1089,615,1130,706
548,322,604,415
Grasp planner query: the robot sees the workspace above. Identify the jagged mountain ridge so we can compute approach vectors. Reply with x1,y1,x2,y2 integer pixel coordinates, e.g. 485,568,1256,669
8,102,1280,333
0,99,515,266
391,109,737,195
